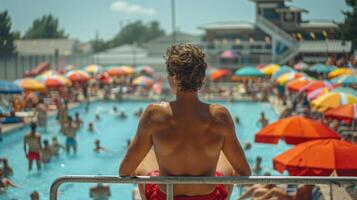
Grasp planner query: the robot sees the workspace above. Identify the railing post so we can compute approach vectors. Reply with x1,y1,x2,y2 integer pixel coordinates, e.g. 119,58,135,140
166,184,173,200
329,183,333,200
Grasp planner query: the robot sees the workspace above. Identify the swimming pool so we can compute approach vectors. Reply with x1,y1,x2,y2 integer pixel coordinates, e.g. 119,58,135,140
0,100,290,200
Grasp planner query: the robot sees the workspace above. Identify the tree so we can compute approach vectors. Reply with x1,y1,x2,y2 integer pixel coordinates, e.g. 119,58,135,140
0,11,16,57
338,0,357,47
24,14,67,39
91,31,109,53
108,20,165,48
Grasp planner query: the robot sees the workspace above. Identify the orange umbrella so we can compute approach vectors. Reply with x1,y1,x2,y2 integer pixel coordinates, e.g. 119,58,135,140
324,103,357,121
66,70,90,82
210,69,231,81
254,116,340,145
286,79,312,92
273,139,357,176
106,67,126,77
299,80,334,93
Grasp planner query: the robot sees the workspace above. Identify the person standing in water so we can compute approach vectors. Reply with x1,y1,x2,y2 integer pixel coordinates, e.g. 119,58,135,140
63,116,79,155
36,99,47,133
24,123,42,172
256,112,269,128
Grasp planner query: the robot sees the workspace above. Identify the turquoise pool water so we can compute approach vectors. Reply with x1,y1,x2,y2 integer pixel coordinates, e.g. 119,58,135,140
0,100,290,200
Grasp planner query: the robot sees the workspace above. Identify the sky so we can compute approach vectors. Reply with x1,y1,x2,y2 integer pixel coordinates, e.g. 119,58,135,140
0,0,349,41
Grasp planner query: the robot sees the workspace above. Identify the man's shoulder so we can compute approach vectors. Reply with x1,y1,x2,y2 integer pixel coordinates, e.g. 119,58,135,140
208,104,232,124
143,102,171,123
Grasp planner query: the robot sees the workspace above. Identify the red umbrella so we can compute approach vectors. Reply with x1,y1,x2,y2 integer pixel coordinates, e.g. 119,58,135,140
286,79,312,92
273,139,357,176
255,116,340,145
299,81,335,93
324,103,357,121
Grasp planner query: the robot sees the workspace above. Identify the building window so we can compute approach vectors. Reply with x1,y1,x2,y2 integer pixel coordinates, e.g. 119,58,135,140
284,13,295,22
263,8,280,20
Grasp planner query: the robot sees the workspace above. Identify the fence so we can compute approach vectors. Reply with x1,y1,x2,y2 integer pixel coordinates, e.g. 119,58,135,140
0,54,95,81
50,175,357,200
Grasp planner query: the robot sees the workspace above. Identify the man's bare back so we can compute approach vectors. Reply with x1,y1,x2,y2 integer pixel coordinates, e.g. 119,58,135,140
120,100,250,196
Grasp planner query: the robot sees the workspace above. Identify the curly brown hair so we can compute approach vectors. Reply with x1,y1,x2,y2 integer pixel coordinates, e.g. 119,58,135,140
165,44,207,91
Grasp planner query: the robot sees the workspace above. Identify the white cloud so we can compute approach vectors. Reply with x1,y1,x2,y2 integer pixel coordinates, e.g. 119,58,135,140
110,1,156,16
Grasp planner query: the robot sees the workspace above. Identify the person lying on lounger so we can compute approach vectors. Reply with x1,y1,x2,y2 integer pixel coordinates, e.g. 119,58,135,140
119,44,251,200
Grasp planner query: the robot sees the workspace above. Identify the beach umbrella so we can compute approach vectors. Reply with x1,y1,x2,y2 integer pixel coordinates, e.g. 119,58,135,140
210,69,231,81
65,70,90,82
220,50,239,59
118,65,134,75
310,64,336,73
260,64,280,75
0,80,23,94
254,116,340,145
328,68,355,79
331,75,357,86
234,66,265,77
38,74,71,88
132,76,154,87
324,104,357,121
293,62,309,71
271,66,295,80
307,86,335,101
84,64,102,74
15,78,46,92
332,87,357,97
256,64,267,69
106,67,126,77
285,79,312,92
299,80,334,93
311,92,357,112
98,72,112,85
41,70,59,77
276,72,305,85
273,139,357,176
135,66,155,76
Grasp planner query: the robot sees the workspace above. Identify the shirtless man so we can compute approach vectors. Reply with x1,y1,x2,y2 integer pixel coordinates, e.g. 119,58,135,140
50,136,65,156
119,44,250,200
63,116,79,155
90,183,111,200
94,139,106,153
41,139,52,163
74,112,83,128
24,123,42,171
256,112,269,128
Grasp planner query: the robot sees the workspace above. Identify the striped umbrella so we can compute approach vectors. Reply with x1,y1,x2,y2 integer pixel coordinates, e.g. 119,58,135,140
276,72,305,85
132,76,154,87
66,70,90,82
260,64,280,75
331,75,357,86
328,68,355,79
106,67,126,77
84,64,102,74
271,66,295,80
293,62,309,71
299,80,334,93
15,78,46,92
118,65,134,75
307,86,335,101
135,66,155,76
332,87,357,97
38,74,71,88
311,92,357,112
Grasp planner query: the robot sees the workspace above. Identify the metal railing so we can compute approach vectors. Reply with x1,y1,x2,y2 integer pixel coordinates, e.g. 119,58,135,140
50,175,357,200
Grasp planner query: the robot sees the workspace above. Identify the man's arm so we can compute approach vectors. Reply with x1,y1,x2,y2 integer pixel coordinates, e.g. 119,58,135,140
23,137,27,155
119,104,155,176
216,105,251,176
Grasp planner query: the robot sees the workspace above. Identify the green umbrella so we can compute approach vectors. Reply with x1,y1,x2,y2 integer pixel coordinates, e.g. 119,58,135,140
310,64,336,73
234,66,265,77
331,75,357,86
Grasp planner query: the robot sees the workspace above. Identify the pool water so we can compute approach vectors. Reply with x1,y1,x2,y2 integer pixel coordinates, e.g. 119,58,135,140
0,100,291,200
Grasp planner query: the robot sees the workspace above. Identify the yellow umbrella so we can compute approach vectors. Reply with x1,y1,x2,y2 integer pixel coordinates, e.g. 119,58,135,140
311,92,357,112
328,68,355,79
15,78,46,92
276,72,305,85
119,65,134,75
84,64,102,74
260,64,280,75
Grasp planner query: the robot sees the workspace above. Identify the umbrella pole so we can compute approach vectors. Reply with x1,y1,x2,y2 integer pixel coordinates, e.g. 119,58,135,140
329,183,333,200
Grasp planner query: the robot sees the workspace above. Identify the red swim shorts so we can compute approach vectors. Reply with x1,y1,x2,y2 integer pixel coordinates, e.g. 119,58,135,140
145,171,228,200
27,151,40,161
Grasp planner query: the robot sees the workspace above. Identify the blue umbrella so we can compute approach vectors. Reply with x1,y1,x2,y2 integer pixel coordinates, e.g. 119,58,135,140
0,80,23,94
332,87,357,97
331,75,357,86
271,66,295,80
234,66,265,77
310,64,336,73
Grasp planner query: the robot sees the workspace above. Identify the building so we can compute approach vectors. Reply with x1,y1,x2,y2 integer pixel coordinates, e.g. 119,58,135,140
199,0,352,67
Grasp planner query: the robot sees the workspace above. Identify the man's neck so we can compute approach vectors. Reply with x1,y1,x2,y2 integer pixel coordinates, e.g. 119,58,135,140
176,91,200,105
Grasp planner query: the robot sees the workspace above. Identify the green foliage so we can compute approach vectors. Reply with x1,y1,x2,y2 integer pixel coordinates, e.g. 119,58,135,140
107,20,165,48
91,32,109,53
338,0,357,46
0,11,16,57
24,14,67,39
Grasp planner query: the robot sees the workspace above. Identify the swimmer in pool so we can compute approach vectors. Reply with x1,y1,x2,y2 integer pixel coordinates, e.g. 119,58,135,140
113,106,118,113
117,109,127,119
256,112,269,128
134,108,143,118
90,183,111,200
74,112,83,128
30,190,40,200
0,174,18,193
253,156,263,175
95,113,101,121
94,139,106,153
63,116,79,155
88,122,96,133
244,142,252,150
24,123,42,171
41,139,52,163
0,158,13,177
50,136,65,156
234,116,240,125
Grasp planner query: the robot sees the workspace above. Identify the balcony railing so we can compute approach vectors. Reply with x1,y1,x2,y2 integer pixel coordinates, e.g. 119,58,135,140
50,175,357,200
